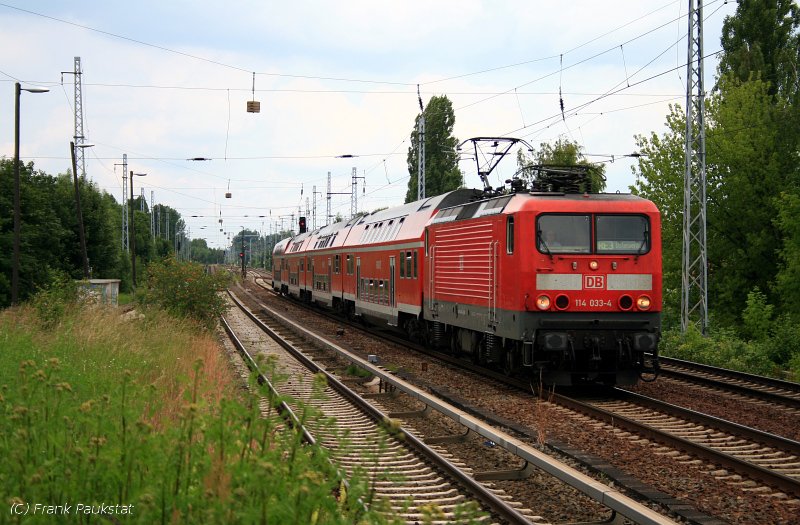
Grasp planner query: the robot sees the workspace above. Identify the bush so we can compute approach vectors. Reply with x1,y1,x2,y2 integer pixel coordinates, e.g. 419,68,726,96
142,258,231,329
741,287,774,341
29,268,80,327
660,325,777,377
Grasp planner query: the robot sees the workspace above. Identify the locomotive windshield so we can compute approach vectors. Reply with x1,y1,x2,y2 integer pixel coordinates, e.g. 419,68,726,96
537,214,650,254
537,215,591,254
596,215,649,254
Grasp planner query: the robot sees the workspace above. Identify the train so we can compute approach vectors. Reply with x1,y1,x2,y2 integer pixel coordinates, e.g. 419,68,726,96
271,152,661,386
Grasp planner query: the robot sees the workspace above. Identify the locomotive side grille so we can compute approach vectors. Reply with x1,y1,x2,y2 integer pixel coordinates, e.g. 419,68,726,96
433,222,494,300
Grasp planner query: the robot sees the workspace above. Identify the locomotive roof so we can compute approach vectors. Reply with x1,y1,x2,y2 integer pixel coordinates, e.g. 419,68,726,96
431,191,658,225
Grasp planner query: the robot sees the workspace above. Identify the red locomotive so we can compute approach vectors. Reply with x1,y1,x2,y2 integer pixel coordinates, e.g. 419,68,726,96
273,141,661,386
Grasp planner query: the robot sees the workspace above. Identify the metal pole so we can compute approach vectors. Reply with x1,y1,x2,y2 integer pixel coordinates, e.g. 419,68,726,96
70,142,90,280
681,0,708,333
130,171,137,288
12,83,21,304
417,85,425,200
240,228,246,277
12,82,48,303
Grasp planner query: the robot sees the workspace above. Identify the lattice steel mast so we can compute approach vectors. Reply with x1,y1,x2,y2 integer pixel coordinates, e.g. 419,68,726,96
120,154,129,251
682,0,709,333
73,57,86,178
417,85,425,200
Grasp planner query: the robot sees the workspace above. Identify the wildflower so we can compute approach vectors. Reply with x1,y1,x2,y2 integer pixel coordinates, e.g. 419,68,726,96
79,400,94,413
47,358,61,369
33,369,46,382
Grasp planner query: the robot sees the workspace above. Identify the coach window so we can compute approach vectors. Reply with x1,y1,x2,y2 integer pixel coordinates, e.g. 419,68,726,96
399,251,405,278
405,251,412,278
506,216,515,254
413,250,418,278
537,214,591,254
334,254,341,274
300,258,304,272
596,215,650,254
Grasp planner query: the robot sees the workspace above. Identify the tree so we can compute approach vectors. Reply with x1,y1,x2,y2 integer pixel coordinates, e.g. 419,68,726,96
630,108,686,329
517,137,607,193
405,95,463,202
632,77,786,328
718,0,800,101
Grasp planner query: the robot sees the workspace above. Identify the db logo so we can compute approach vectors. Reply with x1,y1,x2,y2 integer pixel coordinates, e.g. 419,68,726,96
584,275,605,289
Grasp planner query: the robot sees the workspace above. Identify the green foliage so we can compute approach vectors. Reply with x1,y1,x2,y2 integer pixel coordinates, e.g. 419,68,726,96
0,158,185,304
660,325,777,377
718,0,800,101
518,137,607,193
632,77,792,328
0,306,396,525
774,192,800,316
29,269,80,327
406,95,464,202
741,287,774,341
142,257,231,329
345,364,373,379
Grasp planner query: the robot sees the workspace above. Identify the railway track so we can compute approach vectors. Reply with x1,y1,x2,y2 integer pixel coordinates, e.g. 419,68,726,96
657,356,800,411
221,288,540,524
553,390,800,500
245,270,800,521
236,277,682,524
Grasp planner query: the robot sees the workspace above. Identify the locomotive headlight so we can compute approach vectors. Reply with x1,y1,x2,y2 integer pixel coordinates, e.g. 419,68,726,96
536,295,551,310
589,260,599,270
637,295,652,310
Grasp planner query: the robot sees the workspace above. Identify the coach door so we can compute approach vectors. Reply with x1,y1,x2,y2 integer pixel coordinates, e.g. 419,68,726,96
356,257,361,300
327,257,332,293
389,256,397,325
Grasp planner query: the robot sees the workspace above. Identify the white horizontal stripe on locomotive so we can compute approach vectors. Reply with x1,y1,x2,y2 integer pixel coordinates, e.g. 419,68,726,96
537,273,652,291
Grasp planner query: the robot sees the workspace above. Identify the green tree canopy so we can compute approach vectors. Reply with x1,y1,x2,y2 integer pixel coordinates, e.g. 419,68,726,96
517,138,607,193
405,95,463,202
632,77,788,328
718,0,800,101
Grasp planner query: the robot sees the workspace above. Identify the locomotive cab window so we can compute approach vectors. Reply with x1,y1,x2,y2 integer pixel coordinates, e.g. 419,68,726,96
596,215,650,254
537,214,591,254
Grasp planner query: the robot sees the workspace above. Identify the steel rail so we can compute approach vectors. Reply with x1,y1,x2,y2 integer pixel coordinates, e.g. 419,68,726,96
658,356,800,410
236,284,679,525
553,391,800,499
227,288,537,525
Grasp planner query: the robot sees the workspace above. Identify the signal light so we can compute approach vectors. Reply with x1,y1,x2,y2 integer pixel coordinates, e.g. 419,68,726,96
299,216,307,233
239,252,244,258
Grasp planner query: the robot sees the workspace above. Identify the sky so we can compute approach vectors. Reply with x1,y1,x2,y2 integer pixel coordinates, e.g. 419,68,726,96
0,0,737,249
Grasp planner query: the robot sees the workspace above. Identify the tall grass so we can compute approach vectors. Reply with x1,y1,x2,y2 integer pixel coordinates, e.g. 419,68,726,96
0,303,395,524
